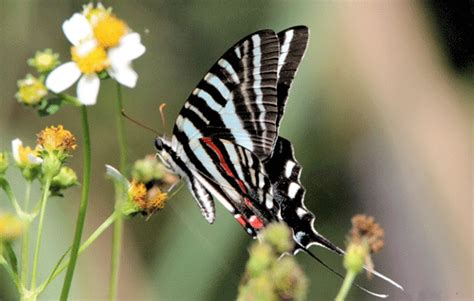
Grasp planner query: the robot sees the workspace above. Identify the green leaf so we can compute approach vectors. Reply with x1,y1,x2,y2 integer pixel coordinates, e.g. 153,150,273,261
37,98,65,117
3,242,18,275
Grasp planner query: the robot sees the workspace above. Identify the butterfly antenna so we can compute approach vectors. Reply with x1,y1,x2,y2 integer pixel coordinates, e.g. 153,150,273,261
159,103,168,133
298,244,389,298
121,109,161,135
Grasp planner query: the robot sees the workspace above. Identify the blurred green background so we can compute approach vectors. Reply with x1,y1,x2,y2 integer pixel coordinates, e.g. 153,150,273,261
0,1,472,300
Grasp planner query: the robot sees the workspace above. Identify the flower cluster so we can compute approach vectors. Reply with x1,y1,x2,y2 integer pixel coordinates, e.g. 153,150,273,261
46,3,146,105
106,155,177,217
8,125,78,192
238,223,308,301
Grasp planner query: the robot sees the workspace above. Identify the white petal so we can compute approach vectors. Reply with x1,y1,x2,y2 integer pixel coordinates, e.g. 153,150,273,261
77,74,100,105
119,40,146,61
121,32,141,45
108,65,138,88
105,164,130,189
11,138,22,163
62,13,93,46
46,62,81,93
27,153,43,164
108,34,145,66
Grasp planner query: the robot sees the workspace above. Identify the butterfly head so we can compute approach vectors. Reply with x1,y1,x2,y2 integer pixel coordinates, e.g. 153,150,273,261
154,136,174,171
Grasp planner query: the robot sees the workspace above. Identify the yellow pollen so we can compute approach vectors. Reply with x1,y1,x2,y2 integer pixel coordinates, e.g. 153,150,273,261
129,180,147,208
37,125,77,153
93,15,127,48
71,46,109,74
147,187,168,210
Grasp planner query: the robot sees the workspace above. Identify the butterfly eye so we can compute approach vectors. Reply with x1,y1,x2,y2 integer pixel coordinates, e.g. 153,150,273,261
154,138,164,150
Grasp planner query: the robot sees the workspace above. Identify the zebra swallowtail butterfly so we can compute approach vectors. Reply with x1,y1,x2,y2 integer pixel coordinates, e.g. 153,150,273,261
154,26,402,297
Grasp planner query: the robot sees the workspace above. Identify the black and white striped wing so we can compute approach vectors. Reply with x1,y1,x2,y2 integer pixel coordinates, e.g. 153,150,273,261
275,26,309,128
188,138,277,236
173,30,280,161
172,26,309,161
264,137,343,254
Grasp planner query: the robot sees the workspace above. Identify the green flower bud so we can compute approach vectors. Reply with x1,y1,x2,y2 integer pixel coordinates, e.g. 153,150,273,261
15,74,48,106
272,257,308,301
0,152,8,176
27,49,60,73
246,243,276,278
51,166,78,190
343,243,367,274
131,155,166,183
41,153,62,178
238,273,278,301
21,166,41,182
261,222,294,254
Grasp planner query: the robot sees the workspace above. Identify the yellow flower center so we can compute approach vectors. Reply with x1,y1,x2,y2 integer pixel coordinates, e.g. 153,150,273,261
18,145,39,166
129,180,147,207
128,181,168,215
37,125,77,153
36,53,54,68
71,45,109,74
93,15,127,48
16,76,47,105
147,187,168,210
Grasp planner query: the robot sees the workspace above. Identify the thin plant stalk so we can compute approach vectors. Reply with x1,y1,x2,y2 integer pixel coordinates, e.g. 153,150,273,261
109,83,127,301
38,211,119,295
60,105,92,301
334,270,357,301
30,178,51,290
0,179,24,217
20,181,32,287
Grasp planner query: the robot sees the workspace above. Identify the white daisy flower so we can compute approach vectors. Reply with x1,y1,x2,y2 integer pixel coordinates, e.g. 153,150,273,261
11,138,42,167
46,6,145,106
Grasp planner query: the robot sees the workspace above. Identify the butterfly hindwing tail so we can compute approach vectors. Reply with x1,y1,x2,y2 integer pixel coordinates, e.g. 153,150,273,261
264,137,343,255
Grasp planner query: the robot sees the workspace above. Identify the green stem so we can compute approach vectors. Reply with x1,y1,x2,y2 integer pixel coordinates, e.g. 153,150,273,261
0,178,24,217
335,270,357,301
109,83,127,301
30,178,51,290
38,211,119,296
0,256,20,290
60,105,92,301
20,181,32,288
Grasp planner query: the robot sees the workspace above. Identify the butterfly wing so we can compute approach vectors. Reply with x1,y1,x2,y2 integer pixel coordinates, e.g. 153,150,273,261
264,137,343,254
187,137,277,236
173,29,281,161
275,26,309,127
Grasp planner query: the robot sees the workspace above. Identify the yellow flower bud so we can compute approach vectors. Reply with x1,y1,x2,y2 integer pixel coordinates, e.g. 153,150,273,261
0,214,24,241
16,74,48,106
27,49,60,73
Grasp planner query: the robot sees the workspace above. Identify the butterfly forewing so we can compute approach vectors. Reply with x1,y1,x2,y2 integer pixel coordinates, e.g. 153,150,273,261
275,26,309,127
173,30,281,161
